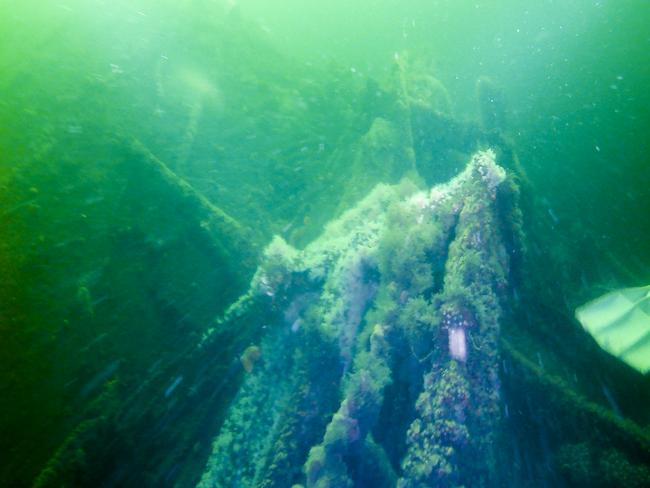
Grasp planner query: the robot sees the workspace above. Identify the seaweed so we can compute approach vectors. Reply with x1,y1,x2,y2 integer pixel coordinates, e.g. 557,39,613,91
198,150,517,487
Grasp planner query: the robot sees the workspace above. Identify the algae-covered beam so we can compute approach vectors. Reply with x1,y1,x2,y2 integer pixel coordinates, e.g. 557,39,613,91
31,138,264,487
126,138,259,279
500,338,650,464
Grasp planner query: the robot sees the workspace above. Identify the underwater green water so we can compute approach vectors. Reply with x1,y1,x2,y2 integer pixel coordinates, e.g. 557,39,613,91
1,0,649,486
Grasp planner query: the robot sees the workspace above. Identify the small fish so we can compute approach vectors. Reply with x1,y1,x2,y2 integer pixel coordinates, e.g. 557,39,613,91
80,360,120,397
601,384,622,418
2,199,38,217
80,332,109,352
84,195,105,205
91,295,109,307
165,376,184,398
148,359,163,373
291,318,302,332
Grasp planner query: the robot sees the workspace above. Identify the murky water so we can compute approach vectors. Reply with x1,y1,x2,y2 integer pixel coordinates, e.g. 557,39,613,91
1,1,649,486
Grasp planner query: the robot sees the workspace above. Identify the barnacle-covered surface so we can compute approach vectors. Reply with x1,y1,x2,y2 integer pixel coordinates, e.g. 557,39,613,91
198,150,517,487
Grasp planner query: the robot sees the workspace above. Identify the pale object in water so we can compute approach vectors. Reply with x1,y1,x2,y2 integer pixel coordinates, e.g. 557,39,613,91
448,327,467,362
575,285,650,374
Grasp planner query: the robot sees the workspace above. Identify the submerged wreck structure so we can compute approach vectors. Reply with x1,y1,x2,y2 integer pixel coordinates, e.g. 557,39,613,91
23,64,650,486
3,7,650,486
198,149,520,487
